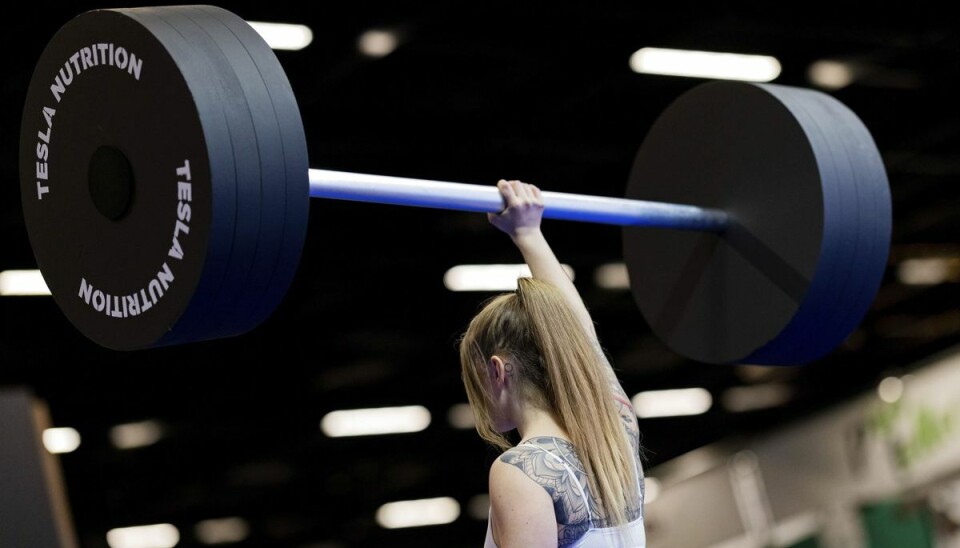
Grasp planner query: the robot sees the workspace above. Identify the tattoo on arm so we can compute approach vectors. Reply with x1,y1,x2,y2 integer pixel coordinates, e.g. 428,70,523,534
591,339,641,456
500,444,591,546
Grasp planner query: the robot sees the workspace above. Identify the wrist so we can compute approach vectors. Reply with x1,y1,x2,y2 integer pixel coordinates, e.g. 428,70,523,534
510,227,545,248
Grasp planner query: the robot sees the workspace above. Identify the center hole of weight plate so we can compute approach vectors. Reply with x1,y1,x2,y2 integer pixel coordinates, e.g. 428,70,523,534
88,145,135,221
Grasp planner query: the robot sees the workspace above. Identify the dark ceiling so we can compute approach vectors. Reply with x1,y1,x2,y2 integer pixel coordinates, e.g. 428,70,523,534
2,2,959,547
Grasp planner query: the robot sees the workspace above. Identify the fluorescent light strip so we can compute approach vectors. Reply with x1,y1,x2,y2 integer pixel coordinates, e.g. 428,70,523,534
42,427,81,454
246,21,313,51
808,60,855,90
106,524,179,548
376,497,460,528
447,403,476,429
629,47,781,82
0,269,50,296
321,405,431,437
897,257,959,285
110,420,164,450
632,388,712,418
194,517,250,545
594,262,629,289
358,29,399,57
721,384,792,413
443,264,575,292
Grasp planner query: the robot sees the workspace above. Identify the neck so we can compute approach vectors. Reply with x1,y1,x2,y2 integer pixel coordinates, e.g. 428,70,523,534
514,405,570,442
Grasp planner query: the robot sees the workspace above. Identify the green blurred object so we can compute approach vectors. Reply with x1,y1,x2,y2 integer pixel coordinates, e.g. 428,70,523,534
783,537,823,548
861,499,936,548
784,536,822,548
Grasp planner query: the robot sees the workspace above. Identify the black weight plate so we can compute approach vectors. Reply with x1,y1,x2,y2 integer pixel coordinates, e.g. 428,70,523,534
19,9,227,350
745,84,890,364
623,81,891,365
197,5,309,332
170,6,296,338
127,7,264,343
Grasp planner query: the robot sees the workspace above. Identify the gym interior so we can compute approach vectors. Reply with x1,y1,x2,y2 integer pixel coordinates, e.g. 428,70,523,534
2,3,958,547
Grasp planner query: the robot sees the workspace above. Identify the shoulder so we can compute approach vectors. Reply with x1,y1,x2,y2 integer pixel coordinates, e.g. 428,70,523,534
490,454,545,496
498,443,544,469
492,446,556,494
496,442,574,487
489,457,557,547
495,438,580,481
490,443,569,512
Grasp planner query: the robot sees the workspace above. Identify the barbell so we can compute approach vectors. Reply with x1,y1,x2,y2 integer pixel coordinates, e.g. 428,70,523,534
18,5,891,363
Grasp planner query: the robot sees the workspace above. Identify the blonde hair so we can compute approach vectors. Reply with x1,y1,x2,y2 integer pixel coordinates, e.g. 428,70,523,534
459,277,638,527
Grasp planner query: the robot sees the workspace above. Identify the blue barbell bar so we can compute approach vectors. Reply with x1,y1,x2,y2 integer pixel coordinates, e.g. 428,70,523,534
309,169,730,232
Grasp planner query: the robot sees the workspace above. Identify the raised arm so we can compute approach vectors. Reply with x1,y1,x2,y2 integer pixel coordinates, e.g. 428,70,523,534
488,180,598,342
490,180,640,453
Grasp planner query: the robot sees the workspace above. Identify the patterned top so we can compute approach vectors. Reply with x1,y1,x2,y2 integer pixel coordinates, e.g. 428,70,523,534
496,436,644,546
484,342,645,546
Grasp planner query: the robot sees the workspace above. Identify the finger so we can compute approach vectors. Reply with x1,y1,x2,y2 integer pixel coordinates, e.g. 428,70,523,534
500,180,522,208
530,184,543,206
513,181,532,204
497,179,511,198
523,184,539,207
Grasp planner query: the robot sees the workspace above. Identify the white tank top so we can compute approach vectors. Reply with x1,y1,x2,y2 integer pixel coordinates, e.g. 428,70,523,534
483,441,646,547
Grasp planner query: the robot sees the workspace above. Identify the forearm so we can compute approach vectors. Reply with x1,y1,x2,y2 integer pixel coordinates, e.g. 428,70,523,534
513,229,635,419
511,229,597,341
493,180,631,417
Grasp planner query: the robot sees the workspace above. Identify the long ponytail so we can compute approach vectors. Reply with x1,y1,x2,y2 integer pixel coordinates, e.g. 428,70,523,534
459,277,638,526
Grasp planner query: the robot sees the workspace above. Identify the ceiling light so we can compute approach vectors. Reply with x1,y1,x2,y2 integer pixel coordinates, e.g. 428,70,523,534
0,269,50,296
42,427,81,454
632,388,712,418
106,524,179,548
629,47,781,82
721,384,793,413
320,405,431,437
443,264,574,291
110,420,164,450
376,497,460,528
358,30,399,58
195,517,250,545
594,262,629,289
897,257,960,285
247,21,313,51
808,60,855,90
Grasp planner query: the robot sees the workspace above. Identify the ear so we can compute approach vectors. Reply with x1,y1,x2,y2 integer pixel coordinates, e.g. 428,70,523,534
488,355,508,388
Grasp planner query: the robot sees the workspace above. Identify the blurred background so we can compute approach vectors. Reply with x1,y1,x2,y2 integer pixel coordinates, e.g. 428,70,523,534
1,2,959,547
